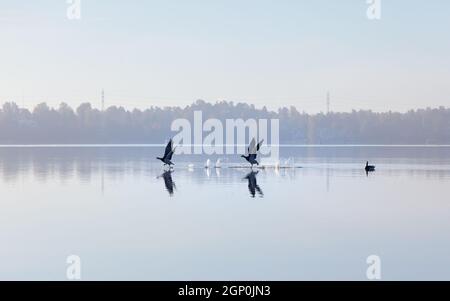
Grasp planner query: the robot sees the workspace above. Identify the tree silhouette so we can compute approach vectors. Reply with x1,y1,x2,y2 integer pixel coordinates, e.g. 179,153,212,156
0,101,449,144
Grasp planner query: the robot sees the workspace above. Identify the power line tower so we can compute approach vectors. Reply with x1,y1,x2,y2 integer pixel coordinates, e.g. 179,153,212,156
101,89,105,111
326,91,330,114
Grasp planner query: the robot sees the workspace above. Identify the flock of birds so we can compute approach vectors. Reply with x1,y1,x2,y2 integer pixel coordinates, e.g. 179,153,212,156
157,138,376,197
157,137,376,172
157,137,266,169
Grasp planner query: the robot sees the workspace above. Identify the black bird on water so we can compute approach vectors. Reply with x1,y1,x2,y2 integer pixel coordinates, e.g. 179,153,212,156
365,161,376,173
158,170,176,196
157,139,176,167
244,171,263,198
241,138,264,167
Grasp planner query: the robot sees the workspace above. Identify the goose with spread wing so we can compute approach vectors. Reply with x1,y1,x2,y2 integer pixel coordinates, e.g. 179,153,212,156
157,139,176,167
241,138,264,167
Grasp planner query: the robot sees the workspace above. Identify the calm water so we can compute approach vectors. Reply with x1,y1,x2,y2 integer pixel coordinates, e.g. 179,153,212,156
1,146,450,280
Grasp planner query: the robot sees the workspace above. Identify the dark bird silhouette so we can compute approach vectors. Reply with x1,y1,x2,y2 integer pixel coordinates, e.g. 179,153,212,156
365,161,375,174
157,139,176,167
241,138,264,167
158,170,176,196
244,171,263,198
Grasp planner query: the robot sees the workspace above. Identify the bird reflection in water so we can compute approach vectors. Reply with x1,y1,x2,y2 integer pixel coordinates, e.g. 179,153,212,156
158,170,176,196
244,171,264,198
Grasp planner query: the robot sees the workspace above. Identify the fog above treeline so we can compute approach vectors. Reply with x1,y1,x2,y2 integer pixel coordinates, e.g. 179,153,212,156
1,100,449,144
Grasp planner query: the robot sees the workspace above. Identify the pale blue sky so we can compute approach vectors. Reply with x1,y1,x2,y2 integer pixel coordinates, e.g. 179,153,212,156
1,0,449,112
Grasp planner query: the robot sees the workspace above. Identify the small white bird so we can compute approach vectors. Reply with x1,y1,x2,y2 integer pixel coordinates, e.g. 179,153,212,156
205,159,211,169
188,163,194,171
215,158,222,168
274,160,280,169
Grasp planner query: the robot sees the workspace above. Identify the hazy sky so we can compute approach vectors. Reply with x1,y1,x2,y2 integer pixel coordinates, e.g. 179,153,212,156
1,0,449,112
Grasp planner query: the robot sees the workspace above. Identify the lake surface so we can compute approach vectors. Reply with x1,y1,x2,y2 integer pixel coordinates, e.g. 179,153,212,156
1,146,450,280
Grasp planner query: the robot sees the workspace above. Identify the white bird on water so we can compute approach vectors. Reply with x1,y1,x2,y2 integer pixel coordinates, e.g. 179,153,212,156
205,159,211,169
215,158,222,168
274,160,280,169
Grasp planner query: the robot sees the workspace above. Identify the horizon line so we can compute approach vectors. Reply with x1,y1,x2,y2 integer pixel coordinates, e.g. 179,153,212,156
1,144,450,148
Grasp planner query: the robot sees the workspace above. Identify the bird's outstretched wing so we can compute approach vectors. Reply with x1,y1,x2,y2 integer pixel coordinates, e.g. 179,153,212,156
166,146,176,161
163,139,173,159
248,138,257,155
256,139,264,152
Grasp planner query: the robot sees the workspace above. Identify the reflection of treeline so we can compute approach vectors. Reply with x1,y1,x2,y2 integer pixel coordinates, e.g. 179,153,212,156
1,100,449,144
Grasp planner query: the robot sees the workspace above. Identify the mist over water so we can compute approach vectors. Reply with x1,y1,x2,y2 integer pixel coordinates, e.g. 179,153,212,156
0,146,450,280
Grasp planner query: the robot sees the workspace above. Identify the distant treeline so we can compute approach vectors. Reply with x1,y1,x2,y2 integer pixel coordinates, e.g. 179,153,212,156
0,100,449,144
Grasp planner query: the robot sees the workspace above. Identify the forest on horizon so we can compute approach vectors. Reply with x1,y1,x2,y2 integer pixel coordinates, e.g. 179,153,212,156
0,100,449,144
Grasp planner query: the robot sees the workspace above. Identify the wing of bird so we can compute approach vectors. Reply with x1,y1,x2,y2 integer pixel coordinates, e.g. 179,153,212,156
163,139,173,159
248,138,256,154
166,146,176,161
256,139,264,152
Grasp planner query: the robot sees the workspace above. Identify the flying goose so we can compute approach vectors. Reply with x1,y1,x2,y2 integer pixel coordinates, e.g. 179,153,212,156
241,138,264,167
157,139,176,167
